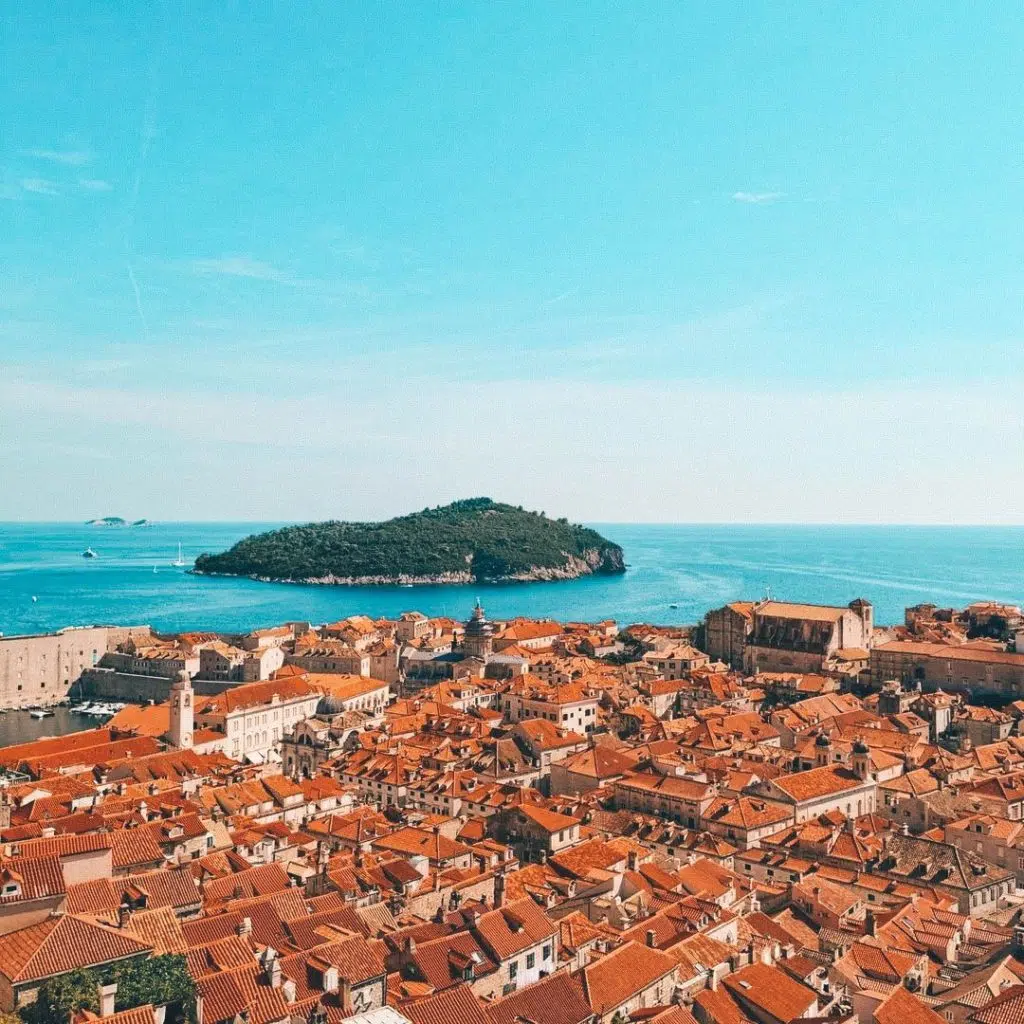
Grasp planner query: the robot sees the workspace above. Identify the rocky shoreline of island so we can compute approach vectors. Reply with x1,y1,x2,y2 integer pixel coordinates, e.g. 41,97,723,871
191,548,622,587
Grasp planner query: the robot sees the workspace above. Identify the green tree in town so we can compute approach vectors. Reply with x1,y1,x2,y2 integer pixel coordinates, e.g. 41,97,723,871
20,969,99,1024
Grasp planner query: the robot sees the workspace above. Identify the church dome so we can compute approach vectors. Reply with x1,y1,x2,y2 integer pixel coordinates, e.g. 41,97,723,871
464,600,495,638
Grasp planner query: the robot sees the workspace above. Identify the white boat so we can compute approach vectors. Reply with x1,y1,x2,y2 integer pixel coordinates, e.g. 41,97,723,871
83,547,98,559
30,709,55,719
171,543,187,568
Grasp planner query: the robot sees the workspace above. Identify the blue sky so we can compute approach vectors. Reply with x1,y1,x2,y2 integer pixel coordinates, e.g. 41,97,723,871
2,3,1022,523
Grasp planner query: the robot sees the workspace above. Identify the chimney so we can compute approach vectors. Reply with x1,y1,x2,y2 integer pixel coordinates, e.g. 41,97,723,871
865,909,876,937
708,967,718,992
116,896,134,929
266,955,282,989
237,916,252,937
281,979,296,1005
41,826,56,839
646,929,657,948
404,936,417,955
627,850,639,872
98,983,117,1017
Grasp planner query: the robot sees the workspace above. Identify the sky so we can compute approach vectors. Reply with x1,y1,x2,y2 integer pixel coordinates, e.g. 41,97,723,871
2,2,1023,524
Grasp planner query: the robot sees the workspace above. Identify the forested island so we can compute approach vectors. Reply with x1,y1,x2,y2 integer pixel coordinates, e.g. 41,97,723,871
193,498,626,585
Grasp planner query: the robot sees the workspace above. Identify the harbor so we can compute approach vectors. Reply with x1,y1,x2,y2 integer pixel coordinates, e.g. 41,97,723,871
0,704,117,746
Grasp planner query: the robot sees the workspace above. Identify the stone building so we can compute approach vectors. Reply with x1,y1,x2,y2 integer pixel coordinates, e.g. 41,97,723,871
743,599,873,674
702,601,755,669
871,641,1024,698
0,626,114,709
281,713,369,779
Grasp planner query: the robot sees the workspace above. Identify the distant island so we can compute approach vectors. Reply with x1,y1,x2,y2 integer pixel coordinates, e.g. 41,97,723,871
192,498,626,585
85,517,151,527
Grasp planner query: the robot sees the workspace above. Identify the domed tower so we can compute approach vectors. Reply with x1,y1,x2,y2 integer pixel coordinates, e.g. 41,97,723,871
463,599,495,661
169,669,194,750
852,737,871,780
815,730,832,768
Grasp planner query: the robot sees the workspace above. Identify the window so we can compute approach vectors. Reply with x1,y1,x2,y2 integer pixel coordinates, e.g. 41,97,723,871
509,961,518,980
526,953,535,970
542,945,551,960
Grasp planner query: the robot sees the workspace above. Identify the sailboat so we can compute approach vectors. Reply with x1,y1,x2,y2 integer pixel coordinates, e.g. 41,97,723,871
171,543,187,568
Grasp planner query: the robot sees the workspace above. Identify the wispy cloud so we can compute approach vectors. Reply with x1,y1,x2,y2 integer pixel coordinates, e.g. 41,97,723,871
20,178,59,195
192,255,295,284
21,148,92,166
732,190,785,204
79,178,114,192
542,287,579,308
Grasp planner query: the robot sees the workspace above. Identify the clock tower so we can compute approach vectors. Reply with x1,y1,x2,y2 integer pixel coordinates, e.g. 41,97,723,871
169,670,194,750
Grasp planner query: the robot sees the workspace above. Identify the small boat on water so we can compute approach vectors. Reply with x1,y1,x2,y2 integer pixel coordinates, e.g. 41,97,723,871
30,709,55,719
83,547,98,558
171,543,187,568
76,701,122,717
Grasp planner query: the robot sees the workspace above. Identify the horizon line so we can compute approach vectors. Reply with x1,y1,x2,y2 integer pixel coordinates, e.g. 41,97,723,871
3,518,1024,529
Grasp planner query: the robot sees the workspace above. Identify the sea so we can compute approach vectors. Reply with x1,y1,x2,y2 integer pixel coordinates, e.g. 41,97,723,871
1,522,1023,637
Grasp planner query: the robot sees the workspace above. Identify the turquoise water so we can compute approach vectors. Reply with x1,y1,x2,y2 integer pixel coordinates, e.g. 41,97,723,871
1,522,1022,635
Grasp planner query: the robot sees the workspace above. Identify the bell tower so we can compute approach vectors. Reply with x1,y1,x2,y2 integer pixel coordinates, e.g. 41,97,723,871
169,670,194,749
463,599,495,660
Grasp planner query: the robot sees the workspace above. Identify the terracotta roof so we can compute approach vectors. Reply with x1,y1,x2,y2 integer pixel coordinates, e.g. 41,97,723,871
874,641,1024,668
373,826,471,863
968,984,1024,1024
76,1005,156,1024
693,985,752,1024
756,601,848,622
722,962,818,1023
10,832,112,859
0,854,66,903
874,985,946,1024
196,963,289,1024
0,915,152,983
409,930,498,991
111,827,165,870
581,940,678,1015
770,764,865,803
187,935,256,978
107,704,171,737
403,984,490,1024
196,677,316,715
484,970,591,1024
69,872,189,917
202,862,292,906
473,897,556,961
560,745,636,780
516,804,581,834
